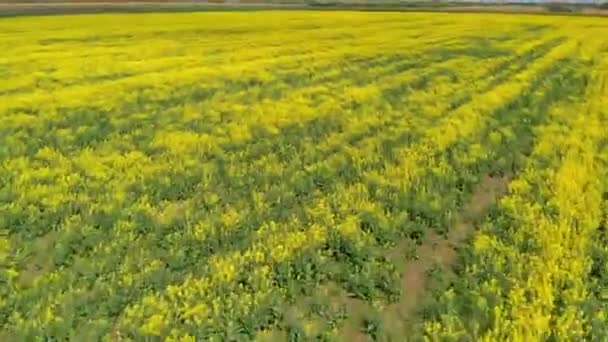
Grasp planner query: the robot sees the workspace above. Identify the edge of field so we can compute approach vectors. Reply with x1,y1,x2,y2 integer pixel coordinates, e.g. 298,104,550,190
1,2,608,17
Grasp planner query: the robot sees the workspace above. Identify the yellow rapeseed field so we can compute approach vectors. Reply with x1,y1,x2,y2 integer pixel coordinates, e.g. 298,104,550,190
1,10,607,341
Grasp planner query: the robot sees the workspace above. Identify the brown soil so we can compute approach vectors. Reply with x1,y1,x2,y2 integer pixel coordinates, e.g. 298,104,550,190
315,282,369,342
16,230,57,288
381,174,510,337
328,174,511,341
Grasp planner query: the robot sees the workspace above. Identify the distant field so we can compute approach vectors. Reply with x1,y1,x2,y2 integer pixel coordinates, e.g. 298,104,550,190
1,2,608,17
1,11,608,340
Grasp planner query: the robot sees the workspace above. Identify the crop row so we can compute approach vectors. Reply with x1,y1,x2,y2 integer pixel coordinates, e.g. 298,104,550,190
1,11,607,341
423,33,608,341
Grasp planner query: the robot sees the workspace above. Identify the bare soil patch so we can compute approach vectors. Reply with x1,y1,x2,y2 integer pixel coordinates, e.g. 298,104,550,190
381,174,510,337
325,174,511,340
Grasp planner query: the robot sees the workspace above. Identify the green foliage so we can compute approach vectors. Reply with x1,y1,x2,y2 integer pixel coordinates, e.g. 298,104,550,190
1,10,607,341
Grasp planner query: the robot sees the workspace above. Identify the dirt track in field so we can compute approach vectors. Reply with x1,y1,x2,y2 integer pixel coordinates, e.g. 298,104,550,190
317,173,511,340
379,173,510,336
